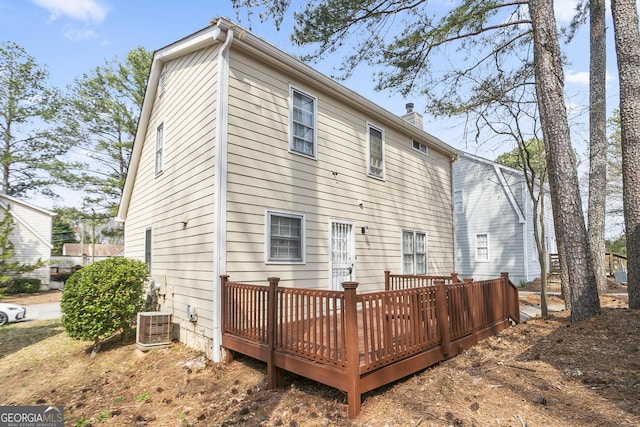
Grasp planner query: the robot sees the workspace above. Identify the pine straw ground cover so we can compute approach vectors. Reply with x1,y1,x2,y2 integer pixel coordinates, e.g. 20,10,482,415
0,288,638,426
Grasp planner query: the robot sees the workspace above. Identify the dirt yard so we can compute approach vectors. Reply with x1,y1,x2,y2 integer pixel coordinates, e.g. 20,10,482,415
1,282,638,426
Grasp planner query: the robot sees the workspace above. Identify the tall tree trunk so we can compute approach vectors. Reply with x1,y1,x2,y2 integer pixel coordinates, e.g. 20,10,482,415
529,0,601,322
588,0,608,295
554,224,572,310
611,0,640,309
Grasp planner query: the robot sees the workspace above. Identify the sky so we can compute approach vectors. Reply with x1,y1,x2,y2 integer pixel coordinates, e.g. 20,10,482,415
0,0,623,215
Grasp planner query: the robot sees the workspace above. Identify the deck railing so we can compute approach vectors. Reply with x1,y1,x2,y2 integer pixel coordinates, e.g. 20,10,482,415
384,271,461,290
221,272,519,418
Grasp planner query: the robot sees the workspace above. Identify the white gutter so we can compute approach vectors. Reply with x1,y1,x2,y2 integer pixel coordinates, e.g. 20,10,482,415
0,193,57,217
451,157,459,275
211,24,234,363
0,198,55,249
522,179,529,281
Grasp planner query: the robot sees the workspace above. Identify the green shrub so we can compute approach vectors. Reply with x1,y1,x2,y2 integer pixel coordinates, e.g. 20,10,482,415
61,257,148,350
6,277,41,294
56,272,75,284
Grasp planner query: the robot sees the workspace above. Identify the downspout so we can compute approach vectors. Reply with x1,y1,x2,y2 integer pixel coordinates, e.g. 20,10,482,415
451,153,459,275
522,179,529,282
212,25,234,363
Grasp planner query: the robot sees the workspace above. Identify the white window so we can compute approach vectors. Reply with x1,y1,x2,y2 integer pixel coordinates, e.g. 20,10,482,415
367,124,385,179
155,122,164,175
267,211,305,263
290,87,317,158
476,234,489,262
402,230,427,274
454,190,464,213
412,140,428,155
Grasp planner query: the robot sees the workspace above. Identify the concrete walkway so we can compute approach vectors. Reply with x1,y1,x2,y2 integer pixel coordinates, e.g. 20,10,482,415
24,302,61,321
518,291,565,321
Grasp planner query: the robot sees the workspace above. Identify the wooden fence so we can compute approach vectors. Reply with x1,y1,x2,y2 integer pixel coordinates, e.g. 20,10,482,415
221,272,520,418
551,252,628,276
606,252,627,275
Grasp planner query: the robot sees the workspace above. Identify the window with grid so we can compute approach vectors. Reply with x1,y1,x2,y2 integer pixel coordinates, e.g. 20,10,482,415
476,234,489,262
368,124,385,178
402,230,427,274
412,139,428,155
290,87,316,158
155,123,164,175
267,211,304,263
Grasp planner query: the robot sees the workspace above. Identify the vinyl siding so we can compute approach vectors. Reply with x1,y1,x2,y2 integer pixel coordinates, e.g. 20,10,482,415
453,155,557,284
453,157,526,282
124,45,219,344
1,199,52,286
224,50,454,292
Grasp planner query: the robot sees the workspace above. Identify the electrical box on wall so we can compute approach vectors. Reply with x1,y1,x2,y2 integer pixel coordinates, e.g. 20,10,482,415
152,274,166,296
187,305,198,322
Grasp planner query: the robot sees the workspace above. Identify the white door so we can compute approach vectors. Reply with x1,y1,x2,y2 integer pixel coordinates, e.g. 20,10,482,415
330,221,355,290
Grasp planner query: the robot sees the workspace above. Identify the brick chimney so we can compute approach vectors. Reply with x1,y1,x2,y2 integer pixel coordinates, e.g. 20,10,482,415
401,102,423,130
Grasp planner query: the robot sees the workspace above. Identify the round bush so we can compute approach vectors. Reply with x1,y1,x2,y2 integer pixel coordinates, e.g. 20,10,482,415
61,257,148,348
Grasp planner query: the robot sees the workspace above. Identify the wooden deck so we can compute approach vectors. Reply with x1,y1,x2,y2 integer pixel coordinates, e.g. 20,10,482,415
221,272,520,418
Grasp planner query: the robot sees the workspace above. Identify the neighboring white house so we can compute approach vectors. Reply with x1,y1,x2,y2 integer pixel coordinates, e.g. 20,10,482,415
0,193,55,290
452,152,557,285
62,243,124,261
49,244,125,288
117,18,459,361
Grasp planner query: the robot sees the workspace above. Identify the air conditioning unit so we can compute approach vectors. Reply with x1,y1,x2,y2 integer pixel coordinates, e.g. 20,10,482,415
136,312,172,351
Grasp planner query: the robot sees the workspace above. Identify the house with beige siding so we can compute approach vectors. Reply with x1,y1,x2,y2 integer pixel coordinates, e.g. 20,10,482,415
117,18,459,361
0,193,55,289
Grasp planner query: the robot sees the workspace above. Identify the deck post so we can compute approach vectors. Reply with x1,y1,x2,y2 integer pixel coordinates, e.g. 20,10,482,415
220,275,233,363
500,272,513,322
499,273,508,322
451,272,459,283
267,277,281,389
384,270,390,291
342,281,361,419
435,280,451,358
464,280,478,345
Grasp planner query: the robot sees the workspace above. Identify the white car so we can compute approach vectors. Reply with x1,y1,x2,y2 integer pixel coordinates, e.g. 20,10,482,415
0,302,27,326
